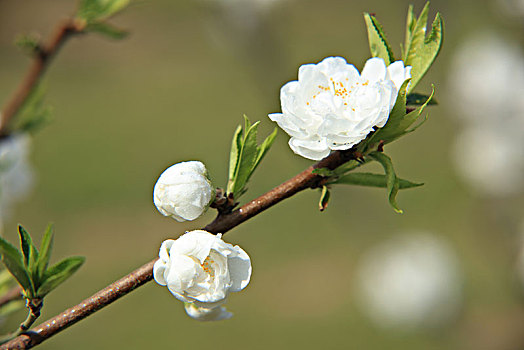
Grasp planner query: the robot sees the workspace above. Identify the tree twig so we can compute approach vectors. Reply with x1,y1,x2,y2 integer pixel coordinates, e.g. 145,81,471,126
0,18,85,138
0,149,358,349
0,286,22,308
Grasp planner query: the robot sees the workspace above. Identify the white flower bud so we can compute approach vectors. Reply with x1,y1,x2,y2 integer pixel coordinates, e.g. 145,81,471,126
153,161,215,222
153,230,252,316
269,56,411,160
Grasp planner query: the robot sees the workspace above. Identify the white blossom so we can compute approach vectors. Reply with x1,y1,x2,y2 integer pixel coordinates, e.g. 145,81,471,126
0,134,34,228
153,230,251,317
356,232,462,329
153,161,215,222
269,56,411,160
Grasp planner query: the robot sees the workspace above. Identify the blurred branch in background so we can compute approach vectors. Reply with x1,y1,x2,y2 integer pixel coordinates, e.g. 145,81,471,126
0,19,85,138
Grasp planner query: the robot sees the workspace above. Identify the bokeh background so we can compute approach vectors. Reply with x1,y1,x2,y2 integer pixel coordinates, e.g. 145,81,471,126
1,0,524,349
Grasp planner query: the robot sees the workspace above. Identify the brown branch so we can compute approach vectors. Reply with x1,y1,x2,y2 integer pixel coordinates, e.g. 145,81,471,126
0,149,358,349
1,260,156,349
0,18,85,138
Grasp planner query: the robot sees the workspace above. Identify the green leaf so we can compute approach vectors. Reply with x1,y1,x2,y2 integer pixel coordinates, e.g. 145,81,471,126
329,172,423,189
13,83,52,135
252,127,277,176
37,256,85,297
370,84,434,146
226,116,277,198
77,0,130,23
0,237,33,293
232,118,260,195
402,5,416,60
403,3,443,92
18,225,35,267
369,152,403,213
407,93,438,105
36,224,54,282
311,168,336,177
14,34,39,55
364,13,395,65
85,22,129,40
318,186,331,212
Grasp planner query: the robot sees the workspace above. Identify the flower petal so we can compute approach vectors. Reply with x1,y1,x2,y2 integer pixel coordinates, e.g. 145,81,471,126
184,303,233,321
361,57,387,83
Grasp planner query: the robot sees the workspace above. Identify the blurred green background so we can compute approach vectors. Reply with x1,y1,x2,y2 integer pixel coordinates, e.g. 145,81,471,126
1,0,524,349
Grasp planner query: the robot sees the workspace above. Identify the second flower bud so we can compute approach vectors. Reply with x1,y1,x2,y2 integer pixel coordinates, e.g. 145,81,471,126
153,161,215,222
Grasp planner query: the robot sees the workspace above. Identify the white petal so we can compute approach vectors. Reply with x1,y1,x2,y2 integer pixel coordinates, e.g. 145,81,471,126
184,303,233,321
153,259,168,286
227,245,252,292
170,230,216,263
361,57,387,83
387,60,411,91
289,137,331,161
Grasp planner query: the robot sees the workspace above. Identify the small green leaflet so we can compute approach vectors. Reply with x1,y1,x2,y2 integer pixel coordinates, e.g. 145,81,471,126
407,93,437,106
364,80,434,150
402,2,443,92
13,83,52,135
85,22,129,40
369,152,403,213
328,172,423,189
364,13,395,65
0,225,84,299
227,116,277,199
76,0,130,23
318,185,331,212
0,236,33,294
37,257,85,297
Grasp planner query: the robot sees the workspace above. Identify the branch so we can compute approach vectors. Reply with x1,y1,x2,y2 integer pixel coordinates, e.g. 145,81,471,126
0,18,85,138
0,286,22,308
0,149,357,349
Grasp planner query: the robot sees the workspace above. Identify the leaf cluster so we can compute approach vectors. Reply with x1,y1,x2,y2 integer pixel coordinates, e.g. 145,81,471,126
364,1,443,93
227,116,277,200
76,0,130,40
0,225,85,299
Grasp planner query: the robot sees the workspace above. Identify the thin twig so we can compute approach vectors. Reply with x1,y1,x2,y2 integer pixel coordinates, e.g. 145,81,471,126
0,149,357,349
0,286,22,308
0,18,85,137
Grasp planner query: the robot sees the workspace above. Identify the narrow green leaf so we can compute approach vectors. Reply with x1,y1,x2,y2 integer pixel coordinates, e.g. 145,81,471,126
407,93,438,105
364,13,394,65
318,186,331,212
85,22,129,40
369,152,403,213
403,2,443,92
251,127,277,176
36,224,54,282
226,125,243,194
37,256,85,297
402,5,416,61
12,83,53,135
232,121,260,195
0,237,32,293
329,172,423,189
18,225,34,267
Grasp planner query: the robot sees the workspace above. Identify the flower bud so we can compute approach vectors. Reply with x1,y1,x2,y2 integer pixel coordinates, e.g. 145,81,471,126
153,161,215,222
153,230,252,318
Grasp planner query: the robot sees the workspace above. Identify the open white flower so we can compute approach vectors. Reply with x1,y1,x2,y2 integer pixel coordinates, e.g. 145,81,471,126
269,56,411,160
153,161,215,222
153,230,251,314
